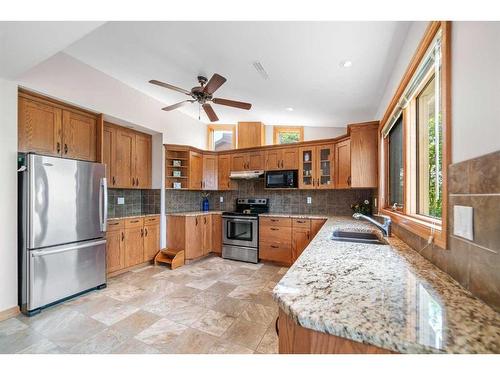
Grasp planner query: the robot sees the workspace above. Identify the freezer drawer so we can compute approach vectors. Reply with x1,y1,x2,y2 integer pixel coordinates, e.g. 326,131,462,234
28,239,106,311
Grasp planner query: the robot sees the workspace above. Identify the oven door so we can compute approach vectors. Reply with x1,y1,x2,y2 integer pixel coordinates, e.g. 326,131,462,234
223,217,258,248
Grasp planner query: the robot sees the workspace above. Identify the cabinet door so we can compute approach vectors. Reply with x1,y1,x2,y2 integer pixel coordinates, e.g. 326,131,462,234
106,229,124,273
281,147,298,170
134,133,152,188
189,151,203,190
124,226,144,267
237,122,264,149
265,149,282,171
298,147,315,189
202,214,212,255
18,97,62,156
292,228,310,262
143,223,160,261
231,153,247,171
217,154,233,190
102,124,116,187
202,154,218,190
316,144,335,189
335,139,351,189
211,214,222,254
310,219,326,237
185,216,203,260
350,126,378,188
248,151,264,170
115,129,135,188
62,110,97,161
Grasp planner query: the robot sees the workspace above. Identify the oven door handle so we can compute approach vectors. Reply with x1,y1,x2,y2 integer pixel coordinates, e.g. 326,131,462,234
224,218,258,223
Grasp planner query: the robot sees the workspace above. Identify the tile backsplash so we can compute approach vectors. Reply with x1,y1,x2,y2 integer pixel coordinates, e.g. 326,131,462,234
165,179,375,216
392,150,500,312
108,189,160,218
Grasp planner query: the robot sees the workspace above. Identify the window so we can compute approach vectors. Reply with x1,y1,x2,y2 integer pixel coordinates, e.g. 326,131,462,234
273,126,304,144
379,21,450,249
207,124,235,151
388,115,404,210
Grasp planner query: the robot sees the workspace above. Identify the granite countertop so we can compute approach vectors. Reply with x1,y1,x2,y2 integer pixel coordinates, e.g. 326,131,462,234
166,211,224,217
259,213,329,220
108,213,160,220
273,216,500,354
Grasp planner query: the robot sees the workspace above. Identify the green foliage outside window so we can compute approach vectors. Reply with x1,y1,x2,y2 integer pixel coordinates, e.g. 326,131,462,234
427,114,442,218
279,132,300,144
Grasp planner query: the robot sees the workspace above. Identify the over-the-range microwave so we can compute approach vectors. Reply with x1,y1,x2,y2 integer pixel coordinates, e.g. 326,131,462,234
265,170,298,189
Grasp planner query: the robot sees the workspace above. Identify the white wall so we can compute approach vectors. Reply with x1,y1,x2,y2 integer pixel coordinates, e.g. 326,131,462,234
451,22,500,163
17,52,207,149
375,21,500,163
264,125,347,145
0,78,18,312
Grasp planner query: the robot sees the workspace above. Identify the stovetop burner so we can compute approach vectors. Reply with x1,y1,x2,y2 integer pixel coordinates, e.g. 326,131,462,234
222,198,269,217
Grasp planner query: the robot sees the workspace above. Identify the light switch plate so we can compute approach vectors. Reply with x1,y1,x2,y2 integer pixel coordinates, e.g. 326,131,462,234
219,196,224,203
307,197,312,204
117,197,125,205
453,205,473,241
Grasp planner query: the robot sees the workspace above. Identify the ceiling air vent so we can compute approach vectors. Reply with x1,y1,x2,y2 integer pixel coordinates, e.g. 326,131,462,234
252,61,269,80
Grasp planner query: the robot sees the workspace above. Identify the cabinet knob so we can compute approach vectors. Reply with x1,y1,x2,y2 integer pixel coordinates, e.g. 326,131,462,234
270,244,279,248
347,176,351,186
57,142,61,154
145,228,148,237
112,176,116,185
64,144,68,154
121,232,124,241
141,228,144,237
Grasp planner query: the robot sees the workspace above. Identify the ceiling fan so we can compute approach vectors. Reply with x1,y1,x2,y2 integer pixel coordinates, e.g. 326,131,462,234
149,73,252,122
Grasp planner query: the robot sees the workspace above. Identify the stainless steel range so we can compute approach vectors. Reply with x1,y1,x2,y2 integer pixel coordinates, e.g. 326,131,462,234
222,198,269,263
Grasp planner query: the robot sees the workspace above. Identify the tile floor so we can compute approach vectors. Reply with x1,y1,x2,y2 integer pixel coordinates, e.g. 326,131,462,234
0,256,287,354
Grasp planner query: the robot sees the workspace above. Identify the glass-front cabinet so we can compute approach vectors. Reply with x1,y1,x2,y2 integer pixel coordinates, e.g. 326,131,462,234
299,144,335,189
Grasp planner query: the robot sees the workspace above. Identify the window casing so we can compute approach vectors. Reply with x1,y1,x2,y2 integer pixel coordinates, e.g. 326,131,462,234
207,124,236,151
379,22,450,249
273,126,304,145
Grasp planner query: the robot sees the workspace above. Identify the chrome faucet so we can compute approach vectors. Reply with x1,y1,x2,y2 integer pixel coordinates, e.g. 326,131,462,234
352,213,392,237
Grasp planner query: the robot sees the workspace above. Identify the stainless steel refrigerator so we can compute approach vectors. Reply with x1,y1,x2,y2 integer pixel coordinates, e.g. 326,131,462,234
18,153,108,315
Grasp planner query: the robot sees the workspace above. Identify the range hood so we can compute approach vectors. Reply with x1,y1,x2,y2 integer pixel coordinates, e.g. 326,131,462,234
229,170,264,180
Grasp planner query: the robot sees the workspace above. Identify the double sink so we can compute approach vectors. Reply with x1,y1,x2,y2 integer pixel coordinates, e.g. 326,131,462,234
331,230,387,245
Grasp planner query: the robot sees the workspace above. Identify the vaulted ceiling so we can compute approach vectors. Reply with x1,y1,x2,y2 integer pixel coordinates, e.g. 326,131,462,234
63,21,411,126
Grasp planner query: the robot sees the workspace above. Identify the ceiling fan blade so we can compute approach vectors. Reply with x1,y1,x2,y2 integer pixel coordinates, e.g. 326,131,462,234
202,103,219,122
212,98,252,110
161,100,195,111
203,73,227,94
149,79,191,95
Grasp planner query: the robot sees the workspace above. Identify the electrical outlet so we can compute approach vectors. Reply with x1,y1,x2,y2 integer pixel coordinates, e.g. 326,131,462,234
453,205,473,240
117,197,125,205
220,196,224,203
307,197,312,204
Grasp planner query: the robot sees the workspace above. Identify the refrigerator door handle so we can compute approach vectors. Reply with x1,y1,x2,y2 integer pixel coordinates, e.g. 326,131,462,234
99,177,108,232
31,239,107,257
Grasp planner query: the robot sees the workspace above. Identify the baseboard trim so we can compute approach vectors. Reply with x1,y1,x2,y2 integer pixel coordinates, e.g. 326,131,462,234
0,306,20,321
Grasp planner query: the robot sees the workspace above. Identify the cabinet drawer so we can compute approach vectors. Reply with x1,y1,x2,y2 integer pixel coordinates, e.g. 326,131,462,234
259,241,292,264
125,217,144,228
260,217,292,228
292,218,311,229
260,225,292,244
144,216,160,225
107,219,124,231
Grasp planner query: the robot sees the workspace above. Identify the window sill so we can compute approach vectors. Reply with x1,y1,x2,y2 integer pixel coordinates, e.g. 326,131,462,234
380,208,446,249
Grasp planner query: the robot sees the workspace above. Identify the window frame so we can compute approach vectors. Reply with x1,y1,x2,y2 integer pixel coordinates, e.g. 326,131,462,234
273,126,304,145
207,124,236,151
378,21,451,249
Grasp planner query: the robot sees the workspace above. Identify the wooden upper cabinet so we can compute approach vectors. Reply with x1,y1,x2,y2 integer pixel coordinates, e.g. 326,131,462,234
18,97,62,156
231,152,247,171
115,128,135,188
217,154,234,191
134,132,152,189
350,125,378,188
202,154,218,190
266,147,298,170
316,144,335,189
189,151,203,190
335,138,351,189
62,110,97,161
298,146,315,189
248,151,264,170
237,122,265,149
102,124,115,186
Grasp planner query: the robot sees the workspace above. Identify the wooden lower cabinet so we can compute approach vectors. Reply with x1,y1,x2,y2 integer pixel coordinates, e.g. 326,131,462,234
106,215,160,275
291,219,311,261
167,213,220,261
278,309,394,354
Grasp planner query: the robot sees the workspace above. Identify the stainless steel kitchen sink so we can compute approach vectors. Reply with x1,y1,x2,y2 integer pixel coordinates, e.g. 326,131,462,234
331,230,387,245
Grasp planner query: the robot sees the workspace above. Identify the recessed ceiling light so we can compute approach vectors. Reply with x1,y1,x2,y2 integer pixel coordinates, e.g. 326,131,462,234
340,60,353,68
285,107,294,112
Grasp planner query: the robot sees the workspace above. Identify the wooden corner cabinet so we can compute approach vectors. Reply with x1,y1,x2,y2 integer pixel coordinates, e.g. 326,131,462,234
18,91,98,161
349,123,378,188
103,122,152,189
335,138,351,189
